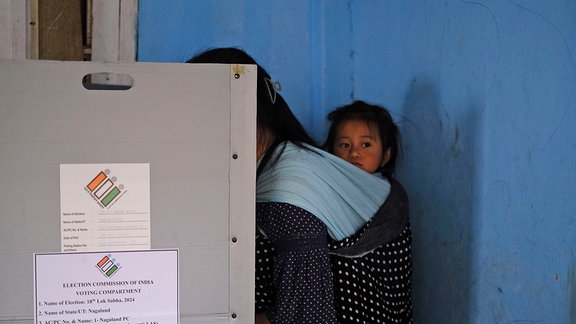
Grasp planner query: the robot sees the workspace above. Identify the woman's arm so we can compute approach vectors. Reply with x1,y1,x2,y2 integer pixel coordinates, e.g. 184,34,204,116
255,312,271,324
257,202,337,323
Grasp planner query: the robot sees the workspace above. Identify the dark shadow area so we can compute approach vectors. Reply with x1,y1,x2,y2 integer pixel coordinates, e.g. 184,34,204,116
395,78,480,323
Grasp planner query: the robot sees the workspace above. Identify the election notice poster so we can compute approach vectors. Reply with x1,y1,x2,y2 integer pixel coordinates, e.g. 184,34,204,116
60,164,151,253
34,250,178,324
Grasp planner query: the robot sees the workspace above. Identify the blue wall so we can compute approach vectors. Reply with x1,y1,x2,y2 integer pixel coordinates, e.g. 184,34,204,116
138,1,576,323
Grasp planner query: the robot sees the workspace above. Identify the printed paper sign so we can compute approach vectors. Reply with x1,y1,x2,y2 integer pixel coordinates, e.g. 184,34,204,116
60,164,150,252
34,250,179,324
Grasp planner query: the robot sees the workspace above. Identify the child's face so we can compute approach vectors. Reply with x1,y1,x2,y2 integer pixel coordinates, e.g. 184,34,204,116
332,120,390,173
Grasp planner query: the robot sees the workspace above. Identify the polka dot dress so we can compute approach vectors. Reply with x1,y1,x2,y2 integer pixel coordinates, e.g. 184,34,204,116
255,202,337,323
256,178,414,324
329,225,413,323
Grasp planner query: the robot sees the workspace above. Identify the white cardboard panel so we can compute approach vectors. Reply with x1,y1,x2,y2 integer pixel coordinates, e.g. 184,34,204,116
0,60,256,323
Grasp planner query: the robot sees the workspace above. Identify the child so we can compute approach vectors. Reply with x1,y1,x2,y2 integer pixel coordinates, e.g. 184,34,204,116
324,100,413,323
324,100,400,177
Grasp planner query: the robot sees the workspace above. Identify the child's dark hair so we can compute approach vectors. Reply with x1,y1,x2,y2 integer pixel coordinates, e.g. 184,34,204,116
324,100,401,178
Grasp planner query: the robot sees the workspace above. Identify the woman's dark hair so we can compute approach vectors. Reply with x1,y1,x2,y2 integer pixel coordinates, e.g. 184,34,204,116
324,100,402,178
187,48,316,176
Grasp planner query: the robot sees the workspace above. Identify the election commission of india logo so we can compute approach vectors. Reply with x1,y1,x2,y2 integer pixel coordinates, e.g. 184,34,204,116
96,254,121,278
85,169,126,208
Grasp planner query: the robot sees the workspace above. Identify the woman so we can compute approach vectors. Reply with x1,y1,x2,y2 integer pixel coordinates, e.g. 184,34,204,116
188,48,399,324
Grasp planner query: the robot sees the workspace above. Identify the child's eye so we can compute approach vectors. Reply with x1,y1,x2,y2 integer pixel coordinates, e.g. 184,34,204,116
339,143,350,148
362,142,372,148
